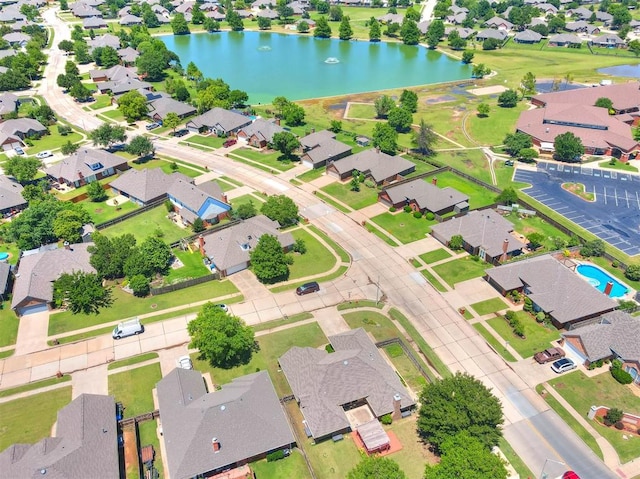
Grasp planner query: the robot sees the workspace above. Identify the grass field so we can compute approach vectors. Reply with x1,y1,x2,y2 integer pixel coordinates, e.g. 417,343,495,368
385,417,436,479
27,129,83,154
108,363,162,417
185,134,226,149
503,211,571,251
342,311,399,342
383,343,428,394
101,108,126,122
251,450,312,479
192,322,328,397
321,182,379,210
230,148,297,172
420,269,447,292
430,171,496,209
163,249,210,284
0,375,71,399
307,225,351,263
419,248,451,264
89,94,113,110
0,306,19,347
100,205,187,243
129,157,203,178
83,193,139,225
107,352,159,371
288,228,337,280
304,432,362,479
469,297,509,316
599,160,639,172
432,257,491,288
466,102,528,146
487,311,560,358
0,387,72,451
473,323,517,362
297,167,326,182
371,211,438,244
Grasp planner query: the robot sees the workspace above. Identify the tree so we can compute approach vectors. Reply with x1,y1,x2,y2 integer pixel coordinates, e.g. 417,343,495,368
329,5,343,21
61,140,79,155
503,132,532,157
188,302,257,368
610,3,631,28
88,232,137,279
399,89,418,113
271,131,300,159
417,372,503,452
462,50,474,64
138,236,173,276
372,122,398,155
369,18,381,41
520,72,536,98
69,82,92,101
426,20,444,48
60,0,69,10
347,456,406,479
90,123,127,148
4,156,42,184
413,119,438,155
495,187,518,205
87,181,108,202
339,16,353,40
625,264,640,281
261,195,299,227
53,209,87,244
400,18,420,45
282,102,305,126
226,11,245,31
298,21,310,33
554,131,584,162
580,239,605,257
53,271,113,315
73,41,92,64
424,432,508,479
186,61,203,84
192,217,205,233
477,103,490,117
595,97,613,110
126,135,155,158
128,274,150,297
449,234,464,250
191,3,205,24
163,112,181,134
100,46,120,68
22,182,48,203
314,16,332,38
257,16,272,30
329,120,342,133
118,90,149,122
374,94,395,118
387,107,412,132
250,233,291,283
58,39,75,53
472,64,490,78
448,30,467,50
548,15,565,33
482,38,501,50
527,232,545,250
204,18,221,32
629,39,640,56
171,13,190,34
498,89,518,108
234,200,257,219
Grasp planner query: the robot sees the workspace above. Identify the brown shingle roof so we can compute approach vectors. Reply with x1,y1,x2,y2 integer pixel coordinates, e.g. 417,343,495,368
381,178,469,213
109,168,191,204
330,149,415,183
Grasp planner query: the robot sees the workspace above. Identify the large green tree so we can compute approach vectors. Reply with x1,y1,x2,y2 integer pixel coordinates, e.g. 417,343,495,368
88,232,137,280
387,107,413,133
163,112,181,134
374,94,395,118
339,16,353,40
188,302,257,368
53,271,113,315
413,119,438,155
503,132,532,157
271,131,300,159
126,135,155,157
369,18,381,41
261,195,299,227
118,90,149,122
171,13,190,34
426,20,444,48
90,123,127,148
497,89,518,108
314,16,332,38
4,156,42,184
400,18,420,45
417,372,504,452
250,234,291,283
347,455,406,479
520,72,536,98
372,122,398,155
554,132,584,162
399,89,418,113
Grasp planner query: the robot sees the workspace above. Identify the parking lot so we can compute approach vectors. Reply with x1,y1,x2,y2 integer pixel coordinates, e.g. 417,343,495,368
514,161,640,256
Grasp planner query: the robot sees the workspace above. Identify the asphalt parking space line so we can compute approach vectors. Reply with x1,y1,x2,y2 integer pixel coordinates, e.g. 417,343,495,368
614,188,619,207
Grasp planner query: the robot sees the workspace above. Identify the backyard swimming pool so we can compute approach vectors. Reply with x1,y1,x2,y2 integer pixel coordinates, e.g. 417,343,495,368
576,264,628,298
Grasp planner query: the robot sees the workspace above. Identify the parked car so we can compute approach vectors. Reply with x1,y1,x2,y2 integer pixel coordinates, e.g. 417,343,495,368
14,147,24,155
551,358,576,374
146,122,161,131
562,472,580,479
223,138,237,148
534,347,565,364
215,304,229,313
115,402,124,421
173,129,189,137
177,355,193,370
112,318,144,339
296,281,320,296
35,150,52,159
505,159,514,166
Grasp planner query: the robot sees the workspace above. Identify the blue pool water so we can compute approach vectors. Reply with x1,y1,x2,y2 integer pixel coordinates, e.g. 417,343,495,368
576,264,628,298
0,252,8,260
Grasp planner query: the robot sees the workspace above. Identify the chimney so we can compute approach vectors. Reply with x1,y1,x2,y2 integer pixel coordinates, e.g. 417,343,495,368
432,177,437,186
274,118,280,126
221,194,228,204
63,241,70,250
211,437,220,453
78,171,84,178
392,393,402,421
604,281,614,296
501,238,509,262
198,234,205,252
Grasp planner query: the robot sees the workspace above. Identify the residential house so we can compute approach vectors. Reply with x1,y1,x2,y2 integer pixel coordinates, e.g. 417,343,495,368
198,215,294,276
206,10,225,20
567,6,592,19
89,64,138,83
485,16,513,30
237,118,285,148
476,28,508,42
0,175,26,217
379,177,469,215
590,33,625,48
548,33,583,47
536,3,558,14
157,369,295,479
532,82,640,114
0,262,12,302
484,254,618,328
0,394,120,476
174,0,195,14
0,92,18,117
11,242,95,315
514,29,543,43
45,148,129,188
257,8,278,19
446,11,467,24
299,130,352,169
109,168,191,205
630,19,640,34
430,209,526,264
98,79,152,95
561,311,640,383
147,97,196,121
596,11,614,24
565,21,599,34
87,33,120,52
186,107,252,135
445,27,476,39
2,32,30,47
0,7,25,23
167,178,231,226
71,3,102,17
377,12,404,24
82,16,107,29
326,148,415,185
119,14,142,25
417,20,431,34
117,46,140,65
279,328,415,441
0,118,47,151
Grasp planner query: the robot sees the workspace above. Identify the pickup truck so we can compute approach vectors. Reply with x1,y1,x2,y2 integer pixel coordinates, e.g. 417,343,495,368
534,347,565,364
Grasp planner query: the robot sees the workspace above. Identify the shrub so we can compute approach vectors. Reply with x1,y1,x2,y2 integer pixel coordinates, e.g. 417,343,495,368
505,310,515,321
615,421,625,430
413,211,422,219
364,179,375,188
266,450,285,462
325,343,335,353
580,239,605,257
192,217,205,233
523,297,533,312
470,255,480,262
512,322,525,337
128,274,150,297
164,199,174,212
380,414,393,425
389,206,397,212
604,408,624,426
425,212,435,220
611,367,634,384
87,181,107,202
536,311,546,323
58,125,72,136
612,261,619,268
403,205,412,213
449,234,463,250
625,264,640,281
170,162,179,171
293,238,307,254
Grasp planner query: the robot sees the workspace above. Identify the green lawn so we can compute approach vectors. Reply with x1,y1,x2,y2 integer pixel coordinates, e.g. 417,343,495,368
185,134,225,149
337,300,383,311
503,212,571,251
230,148,297,172
473,323,517,362
486,311,560,358
83,194,139,225
230,193,265,209
49,279,239,335
252,312,314,333
383,343,428,394
304,433,362,479
342,311,400,342
419,248,452,264
429,172,496,209
220,175,243,187
192,322,328,397
0,387,72,451
0,375,71,399
385,418,435,479
163,249,210,284
137,420,164,479
469,297,509,316
107,352,159,371
0,306,19,347
307,225,351,263
129,157,203,178
598,160,639,173
101,205,187,243
288,228,337,280
432,257,491,288
347,102,377,119
89,94,113,110
321,182,379,210
101,108,126,122
420,269,447,292
371,211,438,244
108,363,162,417
297,167,325,182
27,129,83,154
251,450,312,479
467,102,528,146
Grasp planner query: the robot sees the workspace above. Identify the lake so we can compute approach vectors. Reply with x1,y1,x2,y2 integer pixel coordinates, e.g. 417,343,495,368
160,31,472,104
597,64,640,78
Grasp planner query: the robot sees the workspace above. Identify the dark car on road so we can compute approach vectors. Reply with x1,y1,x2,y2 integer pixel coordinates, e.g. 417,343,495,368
534,347,565,364
296,281,320,295
173,129,189,137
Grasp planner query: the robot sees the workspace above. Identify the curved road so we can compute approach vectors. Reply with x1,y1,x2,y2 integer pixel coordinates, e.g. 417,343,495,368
38,9,617,479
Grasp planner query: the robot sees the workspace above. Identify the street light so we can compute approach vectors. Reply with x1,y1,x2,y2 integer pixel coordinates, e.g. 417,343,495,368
540,458,566,479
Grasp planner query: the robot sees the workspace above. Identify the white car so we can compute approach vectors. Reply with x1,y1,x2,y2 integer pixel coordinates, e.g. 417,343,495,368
36,150,52,159
215,304,229,313
551,358,576,374
177,355,193,370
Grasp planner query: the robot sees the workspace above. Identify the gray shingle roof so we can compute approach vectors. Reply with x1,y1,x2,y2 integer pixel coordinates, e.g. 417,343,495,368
548,33,582,45
476,28,508,41
381,178,469,213
485,255,618,325
300,129,336,149
45,148,128,184
0,118,46,138
147,97,196,120
239,118,285,144
0,174,25,212
167,178,230,221
11,243,95,310
109,168,191,204
89,65,138,82
0,93,18,115
201,215,293,272
186,107,252,133
157,369,294,479
302,138,352,167
279,328,415,439
330,149,415,183
0,394,119,478
87,33,120,50
514,29,542,42
563,311,640,361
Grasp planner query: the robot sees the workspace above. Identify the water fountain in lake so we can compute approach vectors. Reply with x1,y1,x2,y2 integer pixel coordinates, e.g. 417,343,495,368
324,57,339,64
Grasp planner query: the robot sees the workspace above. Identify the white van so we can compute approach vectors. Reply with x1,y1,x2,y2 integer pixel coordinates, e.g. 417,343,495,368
112,318,144,339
